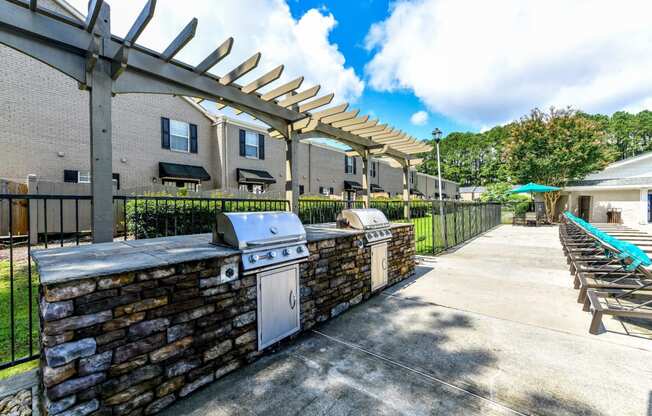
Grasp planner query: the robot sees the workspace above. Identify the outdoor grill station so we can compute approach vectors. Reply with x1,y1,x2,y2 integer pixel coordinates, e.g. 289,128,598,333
211,208,396,350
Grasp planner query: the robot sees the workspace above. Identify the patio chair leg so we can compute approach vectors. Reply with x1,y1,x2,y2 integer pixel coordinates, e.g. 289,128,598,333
589,311,604,335
582,297,591,312
577,288,587,304
573,275,580,289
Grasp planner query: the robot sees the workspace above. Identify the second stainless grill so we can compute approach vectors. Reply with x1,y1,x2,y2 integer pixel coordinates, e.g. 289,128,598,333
337,208,392,246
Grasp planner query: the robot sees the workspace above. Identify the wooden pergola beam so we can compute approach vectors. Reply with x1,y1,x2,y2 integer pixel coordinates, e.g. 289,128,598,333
219,52,261,85
241,64,283,93
261,77,304,101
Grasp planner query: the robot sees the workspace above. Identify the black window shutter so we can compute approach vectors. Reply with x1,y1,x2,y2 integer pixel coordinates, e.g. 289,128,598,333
353,157,357,175
344,156,348,173
64,170,78,183
161,117,170,149
112,173,120,190
319,186,324,194
189,124,198,153
239,129,246,157
258,134,265,160
329,187,334,195
299,185,304,195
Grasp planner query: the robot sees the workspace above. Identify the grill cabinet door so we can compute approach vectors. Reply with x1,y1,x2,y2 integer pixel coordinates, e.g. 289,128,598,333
371,242,388,291
257,264,300,350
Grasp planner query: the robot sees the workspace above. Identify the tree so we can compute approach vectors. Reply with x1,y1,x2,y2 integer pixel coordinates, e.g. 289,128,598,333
418,127,509,186
504,107,615,221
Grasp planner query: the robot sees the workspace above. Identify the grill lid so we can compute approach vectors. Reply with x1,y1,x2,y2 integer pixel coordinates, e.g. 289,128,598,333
337,208,390,230
214,211,306,249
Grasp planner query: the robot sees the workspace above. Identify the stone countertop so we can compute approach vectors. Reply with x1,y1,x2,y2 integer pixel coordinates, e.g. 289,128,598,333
32,234,239,286
304,222,412,242
32,222,413,285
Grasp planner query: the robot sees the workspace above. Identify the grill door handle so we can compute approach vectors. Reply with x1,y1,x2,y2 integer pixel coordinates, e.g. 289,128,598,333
382,258,387,270
289,290,296,309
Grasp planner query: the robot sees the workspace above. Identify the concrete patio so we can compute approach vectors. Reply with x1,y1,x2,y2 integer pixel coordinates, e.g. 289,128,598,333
161,225,652,416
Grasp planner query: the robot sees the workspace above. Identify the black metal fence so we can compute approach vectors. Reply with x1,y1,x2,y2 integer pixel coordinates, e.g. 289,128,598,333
0,193,499,371
0,193,288,371
409,201,502,254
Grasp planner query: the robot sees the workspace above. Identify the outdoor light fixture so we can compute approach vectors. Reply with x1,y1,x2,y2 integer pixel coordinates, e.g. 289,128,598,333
432,128,447,247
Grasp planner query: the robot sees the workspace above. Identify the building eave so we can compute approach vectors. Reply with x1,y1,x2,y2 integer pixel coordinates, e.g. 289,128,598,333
563,184,650,191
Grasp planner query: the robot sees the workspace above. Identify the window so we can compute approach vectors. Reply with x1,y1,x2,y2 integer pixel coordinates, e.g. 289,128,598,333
245,131,259,158
410,171,415,185
169,119,190,152
299,185,305,195
370,161,376,178
163,180,199,192
112,173,120,190
78,171,91,183
345,156,356,174
239,129,265,160
239,183,265,194
162,118,197,153
319,186,331,196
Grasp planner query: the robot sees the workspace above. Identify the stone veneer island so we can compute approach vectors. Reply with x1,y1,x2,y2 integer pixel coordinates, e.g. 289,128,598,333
32,223,414,415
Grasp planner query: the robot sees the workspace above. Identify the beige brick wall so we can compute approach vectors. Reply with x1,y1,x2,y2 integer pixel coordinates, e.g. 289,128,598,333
0,45,217,190
215,118,458,200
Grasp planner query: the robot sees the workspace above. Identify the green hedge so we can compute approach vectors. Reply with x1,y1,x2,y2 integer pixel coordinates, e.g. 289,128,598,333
125,198,288,239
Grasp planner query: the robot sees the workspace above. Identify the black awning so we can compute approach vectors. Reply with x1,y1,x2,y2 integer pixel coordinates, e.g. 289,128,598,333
237,168,277,184
344,180,362,191
370,184,384,192
159,162,211,181
410,188,424,196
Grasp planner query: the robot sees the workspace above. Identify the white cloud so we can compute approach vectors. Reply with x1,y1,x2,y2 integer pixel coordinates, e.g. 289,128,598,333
365,0,652,127
410,110,429,126
67,0,364,103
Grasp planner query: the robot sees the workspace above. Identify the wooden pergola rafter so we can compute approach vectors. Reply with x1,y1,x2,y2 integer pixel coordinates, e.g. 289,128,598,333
0,0,429,236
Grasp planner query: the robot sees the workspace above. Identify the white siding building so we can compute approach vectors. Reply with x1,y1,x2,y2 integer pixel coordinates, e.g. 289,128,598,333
563,152,652,225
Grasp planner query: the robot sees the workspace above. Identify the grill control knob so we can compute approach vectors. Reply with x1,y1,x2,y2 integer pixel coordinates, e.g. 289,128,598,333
268,251,277,259
282,248,291,256
296,246,304,254
249,254,258,263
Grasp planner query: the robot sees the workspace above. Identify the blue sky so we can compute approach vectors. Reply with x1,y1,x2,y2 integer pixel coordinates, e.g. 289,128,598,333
66,0,652,142
288,0,470,139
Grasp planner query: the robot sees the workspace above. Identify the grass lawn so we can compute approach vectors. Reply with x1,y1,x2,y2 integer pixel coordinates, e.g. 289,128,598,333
408,211,498,254
0,260,39,374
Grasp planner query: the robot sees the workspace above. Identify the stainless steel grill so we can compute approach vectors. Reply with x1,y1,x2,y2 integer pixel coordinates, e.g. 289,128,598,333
337,208,392,246
213,211,309,274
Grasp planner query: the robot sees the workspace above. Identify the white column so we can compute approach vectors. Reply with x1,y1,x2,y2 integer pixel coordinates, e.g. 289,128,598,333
361,150,370,208
402,163,410,220
639,188,648,225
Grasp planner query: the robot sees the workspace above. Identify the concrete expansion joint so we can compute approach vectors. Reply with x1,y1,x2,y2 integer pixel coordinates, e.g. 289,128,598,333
310,329,527,416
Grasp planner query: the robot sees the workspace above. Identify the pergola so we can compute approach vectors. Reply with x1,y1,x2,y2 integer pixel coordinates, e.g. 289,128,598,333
0,0,431,242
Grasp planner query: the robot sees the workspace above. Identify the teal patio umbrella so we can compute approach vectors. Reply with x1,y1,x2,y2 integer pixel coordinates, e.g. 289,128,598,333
510,183,560,194
510,182,561,216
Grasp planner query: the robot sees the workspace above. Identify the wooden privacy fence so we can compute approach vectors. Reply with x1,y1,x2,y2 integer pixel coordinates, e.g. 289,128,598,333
0,180,28,237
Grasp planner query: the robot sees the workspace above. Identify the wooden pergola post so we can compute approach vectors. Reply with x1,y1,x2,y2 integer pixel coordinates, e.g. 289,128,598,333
88,2,114,243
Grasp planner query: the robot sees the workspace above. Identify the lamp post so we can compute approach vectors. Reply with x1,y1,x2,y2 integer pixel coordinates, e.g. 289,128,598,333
432,128,448,249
